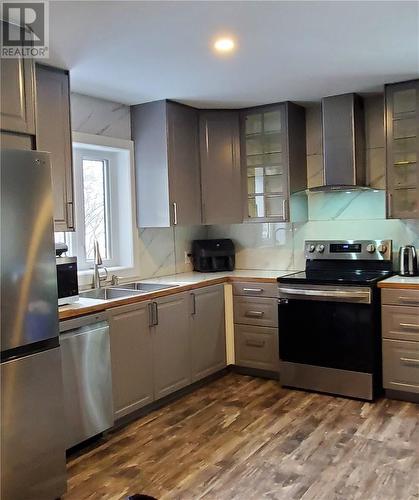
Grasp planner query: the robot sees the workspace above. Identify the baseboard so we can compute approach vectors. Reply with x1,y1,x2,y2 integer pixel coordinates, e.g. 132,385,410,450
229,364,280,380
385,389,419,404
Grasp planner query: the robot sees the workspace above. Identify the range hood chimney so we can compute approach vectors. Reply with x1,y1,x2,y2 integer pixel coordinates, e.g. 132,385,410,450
311,93,366,191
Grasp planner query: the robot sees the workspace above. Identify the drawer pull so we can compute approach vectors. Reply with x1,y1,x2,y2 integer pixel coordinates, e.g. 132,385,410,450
245,310,264,318
398,296,419,305
400,357,419,367
246,339,265,348
400,323,419,331
243,288,264,294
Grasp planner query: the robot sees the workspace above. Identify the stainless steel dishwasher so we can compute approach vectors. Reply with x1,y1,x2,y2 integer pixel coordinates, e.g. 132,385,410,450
60,312,114,449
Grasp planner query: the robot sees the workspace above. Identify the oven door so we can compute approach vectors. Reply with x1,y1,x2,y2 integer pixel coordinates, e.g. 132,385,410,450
278,285,376,373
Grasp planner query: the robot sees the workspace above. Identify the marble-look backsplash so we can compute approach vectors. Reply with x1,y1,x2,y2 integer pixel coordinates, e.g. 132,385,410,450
137,226,207,279
209,194,419,272
71,92,131,140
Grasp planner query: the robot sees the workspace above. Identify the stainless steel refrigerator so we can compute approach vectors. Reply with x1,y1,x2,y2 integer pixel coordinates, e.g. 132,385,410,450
1,150,67,499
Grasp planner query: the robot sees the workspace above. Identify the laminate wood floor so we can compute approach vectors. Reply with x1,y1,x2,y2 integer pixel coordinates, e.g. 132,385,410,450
65,373,419,500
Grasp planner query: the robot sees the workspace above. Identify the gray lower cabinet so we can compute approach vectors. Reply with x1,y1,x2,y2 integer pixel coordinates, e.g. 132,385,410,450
109,286,228,419
382,288,419,399
234,324,279,372
199,111,242,224
383,339,419,394
234,296,278,328
108,301,154,419
35,64,74,231
190,284,226,382
131,100,201,227
233,282,280,375
0,56,35,135
152,292,192,399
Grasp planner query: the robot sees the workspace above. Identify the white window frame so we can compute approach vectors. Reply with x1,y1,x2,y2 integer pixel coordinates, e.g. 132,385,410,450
73,149,116,268
69,132,139,286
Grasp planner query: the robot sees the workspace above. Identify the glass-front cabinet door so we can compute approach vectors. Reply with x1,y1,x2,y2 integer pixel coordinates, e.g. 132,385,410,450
385,80,419,219
243,105,289,221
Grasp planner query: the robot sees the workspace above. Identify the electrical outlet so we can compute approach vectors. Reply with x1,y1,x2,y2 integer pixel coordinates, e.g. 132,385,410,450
184,251,192,265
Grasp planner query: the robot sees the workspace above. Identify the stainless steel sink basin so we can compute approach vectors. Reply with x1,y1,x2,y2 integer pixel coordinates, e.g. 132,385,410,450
79,288,145,300
111,282,178,292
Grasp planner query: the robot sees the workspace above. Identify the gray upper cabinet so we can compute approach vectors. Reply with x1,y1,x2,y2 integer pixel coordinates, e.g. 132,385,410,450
152,292,191,399
199,111,242,224
385,79,419,219
240,102,307,222
131,100,201,227
190,284,226,382
0,57,35,136
35,64,75,231
0,131,33,150
108,301,154,419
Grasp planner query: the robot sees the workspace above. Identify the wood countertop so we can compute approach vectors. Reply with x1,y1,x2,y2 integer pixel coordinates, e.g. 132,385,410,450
59,270,292,321
378,275,419,290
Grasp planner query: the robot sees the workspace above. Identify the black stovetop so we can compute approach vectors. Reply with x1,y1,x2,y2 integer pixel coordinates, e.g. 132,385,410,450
278,269,393,286
278,259,393,286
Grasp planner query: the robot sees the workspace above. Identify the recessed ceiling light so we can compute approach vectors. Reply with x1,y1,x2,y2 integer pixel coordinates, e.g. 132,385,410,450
214,38,235,53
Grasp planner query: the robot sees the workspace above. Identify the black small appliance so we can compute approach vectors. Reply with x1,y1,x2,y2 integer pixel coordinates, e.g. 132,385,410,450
192,239,235,272
55,243,79,305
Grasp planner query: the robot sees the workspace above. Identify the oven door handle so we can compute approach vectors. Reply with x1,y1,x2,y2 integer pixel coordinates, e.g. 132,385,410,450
277,287,371,304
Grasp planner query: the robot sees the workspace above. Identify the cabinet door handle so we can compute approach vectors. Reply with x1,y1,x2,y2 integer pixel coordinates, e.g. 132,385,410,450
387,192,392,218
245,310,264,318
153,302,159,326
148,303,154,327
172,202,178,225
191,293,196,315
400,323,419,331
246,339,265,347
66,201,74,229
242,288,263,294
282,198,289,221
398,297,419,305
400,357,419,367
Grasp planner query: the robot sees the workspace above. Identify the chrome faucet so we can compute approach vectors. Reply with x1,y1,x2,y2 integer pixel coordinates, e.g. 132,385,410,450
93,240,108,288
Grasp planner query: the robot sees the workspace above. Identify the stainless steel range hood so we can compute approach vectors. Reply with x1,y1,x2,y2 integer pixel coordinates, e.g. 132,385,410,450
310,93,367,192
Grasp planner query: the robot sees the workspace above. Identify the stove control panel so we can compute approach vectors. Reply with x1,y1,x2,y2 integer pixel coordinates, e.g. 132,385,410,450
305,240,392,261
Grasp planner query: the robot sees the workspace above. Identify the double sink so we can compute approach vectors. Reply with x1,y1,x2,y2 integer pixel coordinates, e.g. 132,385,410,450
79,282,177,301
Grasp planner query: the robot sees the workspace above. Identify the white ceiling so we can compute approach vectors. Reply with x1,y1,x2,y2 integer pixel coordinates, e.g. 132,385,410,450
48,1,419,107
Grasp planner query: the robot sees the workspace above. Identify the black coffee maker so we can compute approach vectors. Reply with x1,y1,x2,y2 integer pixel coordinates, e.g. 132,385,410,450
192,239,235,272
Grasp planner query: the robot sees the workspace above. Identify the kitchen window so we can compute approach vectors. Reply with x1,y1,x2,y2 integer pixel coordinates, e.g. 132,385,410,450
55,132,138,281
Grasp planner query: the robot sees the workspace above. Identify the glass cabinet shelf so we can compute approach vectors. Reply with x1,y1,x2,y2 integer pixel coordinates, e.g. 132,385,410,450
386,79,419,219
241,102,307,222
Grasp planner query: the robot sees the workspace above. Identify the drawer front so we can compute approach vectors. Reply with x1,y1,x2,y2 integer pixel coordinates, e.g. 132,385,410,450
382,305,419,342
383,339,419,394
232,281,277,298
234,296,278,327
234,324,279,372
382,288,419,307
